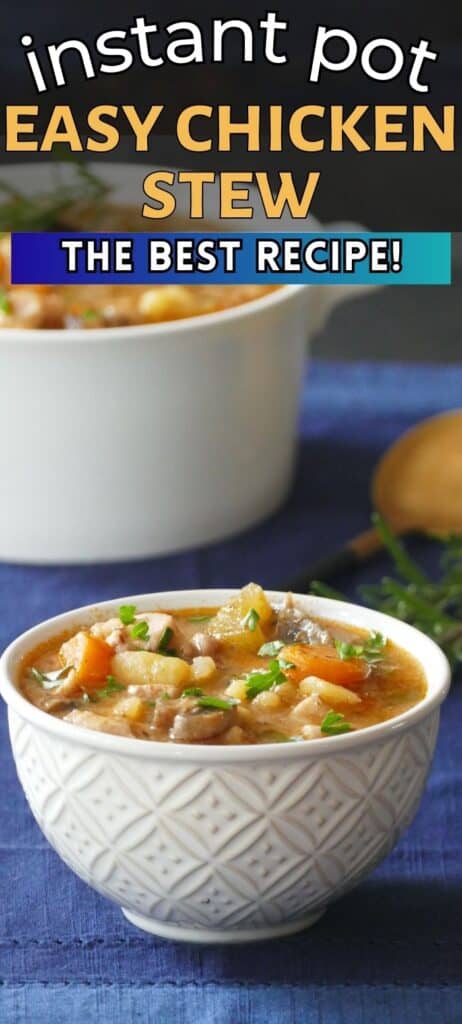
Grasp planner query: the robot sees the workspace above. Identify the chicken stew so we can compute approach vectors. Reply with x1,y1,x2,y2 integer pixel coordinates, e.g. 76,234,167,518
19,585,427,745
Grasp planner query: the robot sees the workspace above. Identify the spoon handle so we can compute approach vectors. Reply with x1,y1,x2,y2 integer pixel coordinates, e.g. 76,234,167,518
283,526,383,593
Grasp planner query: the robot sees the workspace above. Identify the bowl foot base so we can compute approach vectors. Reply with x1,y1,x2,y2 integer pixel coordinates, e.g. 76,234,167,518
121,907,325,943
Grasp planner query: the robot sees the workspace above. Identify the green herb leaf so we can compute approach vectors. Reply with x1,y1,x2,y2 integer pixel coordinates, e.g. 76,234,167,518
119,604,136,625
363,631,386,663
197,696,238,710
131,620,150,642
245,659,287,700
158,627,174,653
278,656,295,671
242,608,260,632
92,676,126,701
335,631,385,665
0,288,11,315
310,581,346,601
311,511,462,670
188,614,212,623
182,687,204,697
320,710,353,736
372,511,428,587
30,665,73,690
258,639,285,657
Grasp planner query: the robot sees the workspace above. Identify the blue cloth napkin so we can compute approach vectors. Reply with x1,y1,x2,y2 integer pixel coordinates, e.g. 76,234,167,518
1,360,461,1024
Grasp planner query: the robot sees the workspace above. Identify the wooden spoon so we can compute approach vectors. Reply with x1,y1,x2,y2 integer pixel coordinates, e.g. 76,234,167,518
285,410,462,592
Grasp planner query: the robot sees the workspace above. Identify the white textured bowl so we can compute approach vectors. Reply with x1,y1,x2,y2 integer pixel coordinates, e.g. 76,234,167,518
0,590,450,943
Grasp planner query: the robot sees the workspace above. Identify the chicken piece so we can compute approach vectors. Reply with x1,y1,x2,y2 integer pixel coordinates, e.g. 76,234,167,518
9,288,66,329
170,705,236,743
91,618,122,640
276,597,331,646
91,613,176,654
132,613,175,652
290,694,329,725
152,699,180,731
64,708,133,737
191,632,221,657
91,618,127,651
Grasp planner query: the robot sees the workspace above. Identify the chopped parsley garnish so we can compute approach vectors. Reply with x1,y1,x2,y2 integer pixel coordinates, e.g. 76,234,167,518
311,511,462,671
0,160,109,231
30,666,73,690
335,631,385,665
188,614,212,623
197,695,238,711
278,656,295,671
245,659,288,700
258,639,285,657
242,608,260,632
0,288,11,315
158,626,175,653
131,620,150,642
182,686,204,697
320,710,353,736
91,676,126,701
119,604,137,625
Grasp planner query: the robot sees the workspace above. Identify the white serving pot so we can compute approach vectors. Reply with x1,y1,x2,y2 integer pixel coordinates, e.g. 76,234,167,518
0,591,450,943
0,164,372,563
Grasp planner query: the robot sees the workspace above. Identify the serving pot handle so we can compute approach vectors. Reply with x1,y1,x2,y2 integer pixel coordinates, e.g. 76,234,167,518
310,221,382,335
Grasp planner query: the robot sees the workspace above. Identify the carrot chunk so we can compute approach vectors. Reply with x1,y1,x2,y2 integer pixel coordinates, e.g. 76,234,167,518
281,644,368,688
59,632,113,689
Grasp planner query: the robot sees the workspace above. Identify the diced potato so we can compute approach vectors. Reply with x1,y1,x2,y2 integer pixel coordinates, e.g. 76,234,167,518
207,583,274,652
299,675,361,706
221,726,249,745
114,696,145,722
253,690,281,711
111,651,192,690
59,632,113,689
138,286,194,322
275,680,298,705
282,644,368,687
192,656,216,683
226,678,249,702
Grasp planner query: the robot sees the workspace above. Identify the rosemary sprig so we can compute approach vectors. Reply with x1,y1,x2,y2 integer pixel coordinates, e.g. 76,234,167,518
311,513,462,669
0,161,109,231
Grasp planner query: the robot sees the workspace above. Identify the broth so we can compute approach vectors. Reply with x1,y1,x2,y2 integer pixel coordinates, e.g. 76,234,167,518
19,584,427,745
